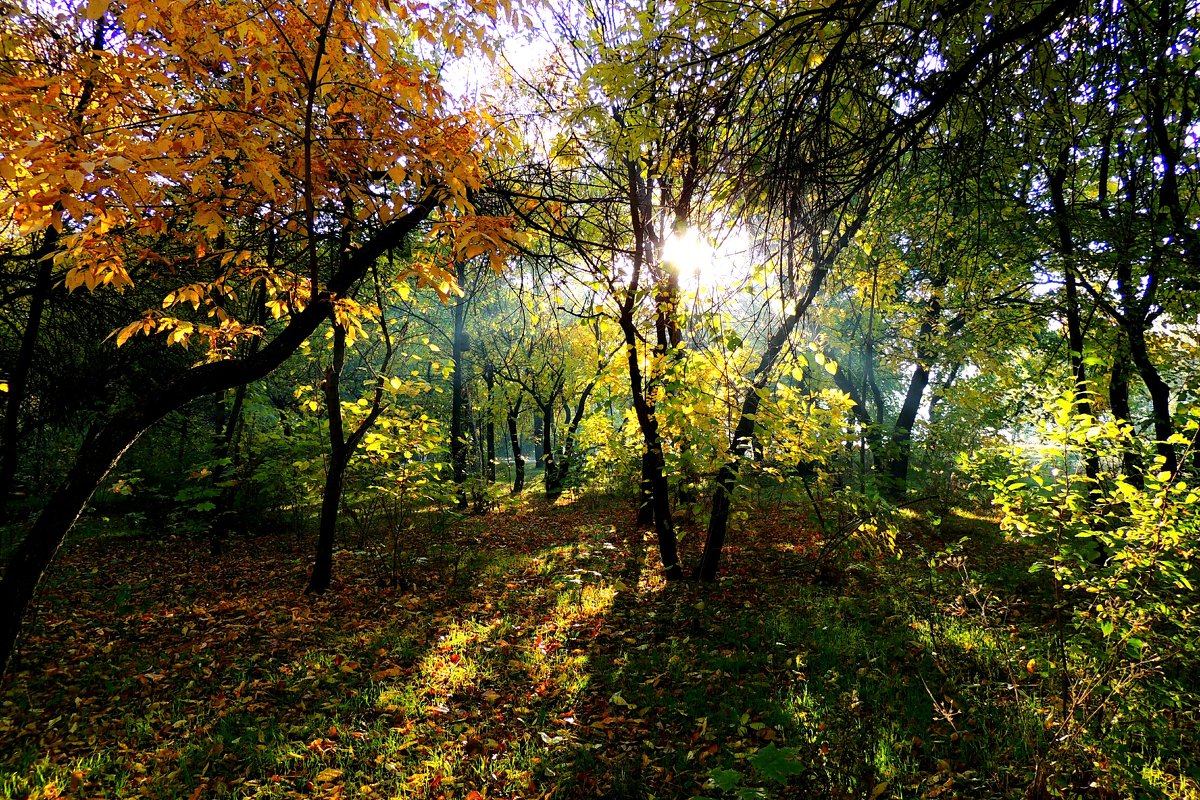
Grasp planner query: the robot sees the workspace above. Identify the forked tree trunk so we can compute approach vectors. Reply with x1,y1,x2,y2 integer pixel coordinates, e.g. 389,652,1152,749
307,265,398,593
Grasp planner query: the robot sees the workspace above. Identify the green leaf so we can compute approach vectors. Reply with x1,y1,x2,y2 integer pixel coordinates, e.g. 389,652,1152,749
747,742,806,784
709,768,744,791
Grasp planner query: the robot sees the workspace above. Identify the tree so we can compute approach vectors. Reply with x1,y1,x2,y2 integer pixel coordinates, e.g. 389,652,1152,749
688,0,1081,579
0,0,516,675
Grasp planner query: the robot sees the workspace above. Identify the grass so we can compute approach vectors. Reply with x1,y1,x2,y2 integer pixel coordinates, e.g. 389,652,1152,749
1,497,1198,799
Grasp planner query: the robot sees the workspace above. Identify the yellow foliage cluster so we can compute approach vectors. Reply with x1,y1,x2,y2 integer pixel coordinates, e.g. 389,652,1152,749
1,0,522,353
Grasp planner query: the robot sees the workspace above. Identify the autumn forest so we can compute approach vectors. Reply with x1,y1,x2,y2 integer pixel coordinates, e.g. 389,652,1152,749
1,0,1198,796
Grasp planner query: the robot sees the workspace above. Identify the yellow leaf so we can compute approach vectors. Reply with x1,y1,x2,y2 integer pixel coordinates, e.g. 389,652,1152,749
315,768,343,784
82,0,111,20
114,320,143,347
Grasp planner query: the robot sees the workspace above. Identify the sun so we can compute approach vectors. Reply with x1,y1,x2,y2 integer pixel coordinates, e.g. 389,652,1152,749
663,227,750,290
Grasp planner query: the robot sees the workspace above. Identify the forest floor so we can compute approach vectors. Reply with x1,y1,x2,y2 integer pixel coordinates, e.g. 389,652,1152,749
1,489,1197,799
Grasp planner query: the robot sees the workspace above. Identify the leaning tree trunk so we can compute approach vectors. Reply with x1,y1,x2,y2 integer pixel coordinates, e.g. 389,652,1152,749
695,303,809,581
1126,322,1177,475
695,213,863,582
886,359,932,498
0,200,433,677
0,19,104,519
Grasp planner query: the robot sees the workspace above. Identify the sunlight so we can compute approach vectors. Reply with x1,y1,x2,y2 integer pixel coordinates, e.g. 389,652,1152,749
663,226,750,290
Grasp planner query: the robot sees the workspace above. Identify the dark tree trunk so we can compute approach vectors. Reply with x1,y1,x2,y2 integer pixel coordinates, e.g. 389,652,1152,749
637,455,654,524
450,295,469,509
886,359,932,498
540,398,562,497
618,153,681,580
1126,323,1177,475
1049,151,1100,482
695,213,865,582
0,199,433,676
695,300,814,581
1108,331,1143,484
0,235,56,519
533,411,545,466
698,393,762,582
483,366,496,483
307,322,349,594
507,396,524,494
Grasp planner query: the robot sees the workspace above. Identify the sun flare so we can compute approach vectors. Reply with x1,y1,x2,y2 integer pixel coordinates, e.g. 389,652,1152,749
663,227,750,290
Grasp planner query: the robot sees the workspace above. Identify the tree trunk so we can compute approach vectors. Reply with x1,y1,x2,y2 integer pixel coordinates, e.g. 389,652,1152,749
637,455,654,524
0,235,56,519
1108,331,1142,484
533,411,545,466
886,359,932,498
483,366,496,483
695,213,864,581
695,306,808,581
0,199,433,676
507,397,524,494
540,398,562,497
697,393,762,582
307,322,349,594
1049,151,1100,482
1126,323,1177,474
620,316,680,579
450,295,469,510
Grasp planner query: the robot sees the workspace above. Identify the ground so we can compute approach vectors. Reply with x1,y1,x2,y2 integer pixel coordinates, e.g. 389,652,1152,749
1,492,1198,799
